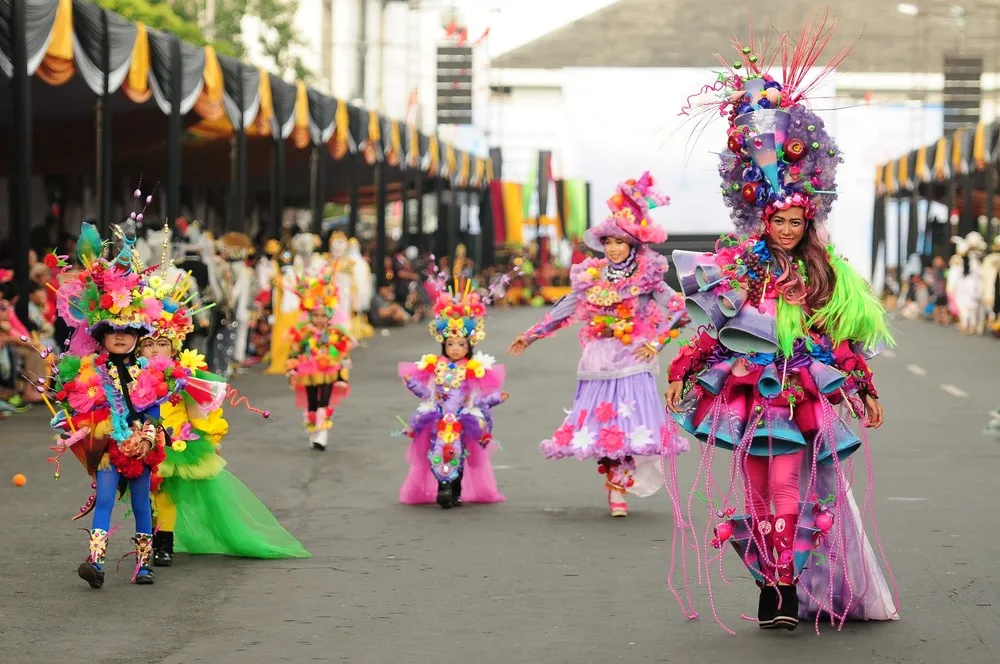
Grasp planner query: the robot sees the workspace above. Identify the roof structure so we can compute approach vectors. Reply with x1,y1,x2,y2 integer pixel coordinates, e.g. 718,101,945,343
491,0,997,74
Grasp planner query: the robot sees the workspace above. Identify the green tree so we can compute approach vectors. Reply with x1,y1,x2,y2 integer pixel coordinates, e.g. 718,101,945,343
94,0,206,44
201,0,312,80
93,0,237,55
250,0,311,81
95,0,309,80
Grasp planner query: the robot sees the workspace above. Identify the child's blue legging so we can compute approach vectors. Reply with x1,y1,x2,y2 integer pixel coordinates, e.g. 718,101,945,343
91,465,152,534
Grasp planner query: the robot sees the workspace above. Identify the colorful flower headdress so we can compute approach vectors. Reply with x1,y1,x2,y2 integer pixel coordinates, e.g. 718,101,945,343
135,220,210,351
296,273,339,316
53,220,153,341
683,15,850,234
582,172,671,251
429,277,487,345
141,273,197,351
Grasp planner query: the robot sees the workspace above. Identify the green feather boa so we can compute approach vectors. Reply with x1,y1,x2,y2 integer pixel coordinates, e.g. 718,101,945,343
774,248,894,355
808,251,895,351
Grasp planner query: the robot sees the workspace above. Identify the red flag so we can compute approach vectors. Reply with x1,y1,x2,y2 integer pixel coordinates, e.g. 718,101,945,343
473,27,491,46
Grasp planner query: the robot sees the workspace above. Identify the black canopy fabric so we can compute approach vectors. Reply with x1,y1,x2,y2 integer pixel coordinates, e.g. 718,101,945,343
269,73,297,139
147,27,205,114
0,0,60,76
70,0,135,94
0,0,492,188
307,87,336,146
219,54,260,129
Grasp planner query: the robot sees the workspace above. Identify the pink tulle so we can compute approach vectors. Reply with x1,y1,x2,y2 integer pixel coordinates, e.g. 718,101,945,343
293,383,350,411
400,362,505,396
398,428,505,505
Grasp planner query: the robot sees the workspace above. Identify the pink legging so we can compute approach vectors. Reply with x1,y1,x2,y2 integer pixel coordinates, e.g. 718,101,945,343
743,451,804,519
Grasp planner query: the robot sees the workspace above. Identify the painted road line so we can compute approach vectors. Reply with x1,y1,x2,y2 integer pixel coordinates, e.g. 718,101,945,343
941,384,968,398
906,364,927,376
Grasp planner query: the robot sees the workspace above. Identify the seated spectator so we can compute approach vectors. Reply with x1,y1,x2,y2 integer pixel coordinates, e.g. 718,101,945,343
27,283,55,350
369,283,410,328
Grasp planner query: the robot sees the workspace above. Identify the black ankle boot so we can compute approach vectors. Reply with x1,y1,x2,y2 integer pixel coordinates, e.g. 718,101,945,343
78,562,105,589
153,531,174,567
757,584,779,629
451,476,463,507
773,584,799,630
436,482,454,509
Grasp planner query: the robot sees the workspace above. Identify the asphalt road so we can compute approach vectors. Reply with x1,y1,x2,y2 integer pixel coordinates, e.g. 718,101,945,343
0,308,997,664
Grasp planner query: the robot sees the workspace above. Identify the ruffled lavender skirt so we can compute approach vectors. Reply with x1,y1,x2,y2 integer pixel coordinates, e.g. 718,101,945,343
539,340,687,462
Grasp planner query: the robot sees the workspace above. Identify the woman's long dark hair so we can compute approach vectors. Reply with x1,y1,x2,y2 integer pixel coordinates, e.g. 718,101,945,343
768,220,835,311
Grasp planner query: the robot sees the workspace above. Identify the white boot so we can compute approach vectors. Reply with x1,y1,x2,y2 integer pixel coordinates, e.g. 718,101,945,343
313,408,329,451
305,412,318,448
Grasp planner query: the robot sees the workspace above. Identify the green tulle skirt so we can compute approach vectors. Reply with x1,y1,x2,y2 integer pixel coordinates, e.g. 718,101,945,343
163,470,311,559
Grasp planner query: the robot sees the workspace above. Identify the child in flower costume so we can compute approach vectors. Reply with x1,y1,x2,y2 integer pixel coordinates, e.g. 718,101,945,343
508,173,690,517
138,267,310,564
286,271,354,450
665,20,897,632
398,279,507,509
48,219,179,588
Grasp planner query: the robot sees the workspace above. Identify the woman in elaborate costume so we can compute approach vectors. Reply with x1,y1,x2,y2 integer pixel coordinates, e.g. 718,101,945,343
399,279,506,508
665,20,898,632
138,267,310,564
348,237,375,341
47,219,175,588
286,271,353,450
509,174,689,517
266,242,305,375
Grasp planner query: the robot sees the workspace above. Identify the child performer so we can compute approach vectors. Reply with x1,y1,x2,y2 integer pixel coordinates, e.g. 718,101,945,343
666,19,898,632
508,173,690,517
47,220,175,588
137,269,310,564
286,272,353,450
398,279,507,509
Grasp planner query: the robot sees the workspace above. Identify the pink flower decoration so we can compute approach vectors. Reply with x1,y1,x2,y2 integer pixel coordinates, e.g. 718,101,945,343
174,421,198,442
594,401,616,423
553,423,574,447
598,425,625,452
575,408,589,429
142,298,163,318
129,372,159,409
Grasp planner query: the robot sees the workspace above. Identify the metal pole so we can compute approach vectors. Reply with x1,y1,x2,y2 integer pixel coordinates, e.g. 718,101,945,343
377,0,386,110
311,146,326,234
434,174,446,257
232,69,247,232
415,162,425,250
400,169,411,246
896,197,905,289
167,37,183,226
97,9,112,231
348,152,360,238
447,182,459,260
356,0,368,102
375,159,388,285
269,132,285,239
9,0,31,324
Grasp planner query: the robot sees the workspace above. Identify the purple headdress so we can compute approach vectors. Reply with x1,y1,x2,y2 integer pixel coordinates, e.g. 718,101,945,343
583,172,671,251
684,14,851,235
